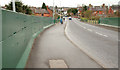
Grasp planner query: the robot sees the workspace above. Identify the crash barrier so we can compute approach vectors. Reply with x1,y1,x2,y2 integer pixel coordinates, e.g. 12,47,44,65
1,9,53,68
99,17,120,27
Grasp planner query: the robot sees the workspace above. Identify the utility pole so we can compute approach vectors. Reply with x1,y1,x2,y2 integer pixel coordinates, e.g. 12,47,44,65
60,1,61,19
12,0,16,12
53,0,55,24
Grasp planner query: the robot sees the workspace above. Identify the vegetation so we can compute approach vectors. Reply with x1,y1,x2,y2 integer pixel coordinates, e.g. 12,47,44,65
55,6,58,9
80,17,88,22
5,1,32,15
84,10,92,19
67,8,78,15
80,5,100,20
42,2,47,10
54,14,60,19
82,5,87,12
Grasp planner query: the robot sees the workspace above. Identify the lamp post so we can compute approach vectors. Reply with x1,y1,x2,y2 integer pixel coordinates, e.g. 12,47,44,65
53,0,55,24
12,0,16,12
60,1,61,19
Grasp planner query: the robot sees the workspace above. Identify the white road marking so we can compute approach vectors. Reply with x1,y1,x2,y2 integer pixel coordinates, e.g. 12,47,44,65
103,35,108,37
95,32,108,37
83,27,86,29
73,19,109,38
74,19,97,28
87,29,93,32
96,32,103,35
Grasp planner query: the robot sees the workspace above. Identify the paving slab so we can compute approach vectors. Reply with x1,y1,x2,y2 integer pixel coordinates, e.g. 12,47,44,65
49,60,68,68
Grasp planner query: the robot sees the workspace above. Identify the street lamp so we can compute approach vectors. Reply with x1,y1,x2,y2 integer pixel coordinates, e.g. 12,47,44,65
53,0,55,24
12,0,16,12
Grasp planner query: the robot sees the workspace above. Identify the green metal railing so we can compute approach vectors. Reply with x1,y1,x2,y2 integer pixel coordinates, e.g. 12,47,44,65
99,17,120,26
1,9,53,68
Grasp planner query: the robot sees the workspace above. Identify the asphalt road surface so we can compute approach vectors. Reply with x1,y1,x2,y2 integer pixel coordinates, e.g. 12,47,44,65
65,18,118,68
26,20,101,68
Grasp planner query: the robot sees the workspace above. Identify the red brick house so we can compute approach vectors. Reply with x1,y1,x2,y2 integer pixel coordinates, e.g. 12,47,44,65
108,7,114,14
30,6,53,17
77,7,82,16
46,6,53,17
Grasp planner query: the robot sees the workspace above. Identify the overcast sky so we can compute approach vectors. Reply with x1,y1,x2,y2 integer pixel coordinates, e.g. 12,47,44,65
0,0,120,7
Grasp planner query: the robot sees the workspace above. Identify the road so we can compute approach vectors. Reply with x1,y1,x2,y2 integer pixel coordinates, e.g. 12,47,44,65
65,18,118,68
26,20,101,68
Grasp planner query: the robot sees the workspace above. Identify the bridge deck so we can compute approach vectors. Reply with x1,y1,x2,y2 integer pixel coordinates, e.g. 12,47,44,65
26,22,101,68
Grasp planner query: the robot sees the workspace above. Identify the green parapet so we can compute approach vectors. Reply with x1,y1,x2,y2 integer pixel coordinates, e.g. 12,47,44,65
0,7,2,70
99,17,120,27
2,9,54,68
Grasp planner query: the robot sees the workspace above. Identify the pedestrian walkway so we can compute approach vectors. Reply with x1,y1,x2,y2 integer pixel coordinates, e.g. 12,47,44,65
26,21,101,68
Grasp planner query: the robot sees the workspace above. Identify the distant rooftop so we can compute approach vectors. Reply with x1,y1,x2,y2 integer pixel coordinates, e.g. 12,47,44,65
35,9,49,14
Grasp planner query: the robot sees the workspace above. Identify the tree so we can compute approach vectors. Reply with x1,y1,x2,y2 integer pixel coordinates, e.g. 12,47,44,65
22,5,28,13
42,2,47,10
84,10,92,19
83,5,87,12
67,8,78,15
6,1,23,12
55,6,58,9
72,8,78,15
5,1,32,15
26,8,32,15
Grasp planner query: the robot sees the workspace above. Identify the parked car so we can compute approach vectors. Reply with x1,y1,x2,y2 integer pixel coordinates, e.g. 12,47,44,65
69,17,72,20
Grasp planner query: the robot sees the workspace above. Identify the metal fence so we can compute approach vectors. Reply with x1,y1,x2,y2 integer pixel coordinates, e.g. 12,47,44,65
1,9,53,68
88,20,99,24
80,18,99,24
99,17,120,26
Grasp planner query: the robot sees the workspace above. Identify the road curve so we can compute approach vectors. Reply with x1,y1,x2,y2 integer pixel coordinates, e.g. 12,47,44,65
65,18,118,68
26,20,101,68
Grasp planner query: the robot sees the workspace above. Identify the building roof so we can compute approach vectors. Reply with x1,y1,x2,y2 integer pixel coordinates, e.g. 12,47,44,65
111,5,120,10
35,9,49,14
78,7,83,11
92,8,104,11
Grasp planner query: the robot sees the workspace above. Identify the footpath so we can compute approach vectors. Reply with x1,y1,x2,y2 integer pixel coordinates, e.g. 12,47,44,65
26,20,101,68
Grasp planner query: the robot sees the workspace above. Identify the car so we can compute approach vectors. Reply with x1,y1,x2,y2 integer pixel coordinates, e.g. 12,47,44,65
63,17,65,20
69,17,72,20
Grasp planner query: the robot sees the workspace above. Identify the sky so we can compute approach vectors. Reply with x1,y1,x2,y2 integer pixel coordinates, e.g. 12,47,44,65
0,0,120,7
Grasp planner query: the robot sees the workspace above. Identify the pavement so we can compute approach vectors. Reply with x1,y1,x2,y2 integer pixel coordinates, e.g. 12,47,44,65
26,19,101,68
65,18,118,68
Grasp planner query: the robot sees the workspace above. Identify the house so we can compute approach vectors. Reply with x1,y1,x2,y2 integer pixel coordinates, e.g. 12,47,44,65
108,6,114,14
30,6,53,17
46,6,53,17
34,9,50,17
88,4,108,17
111,5,120,13
77,7,83,16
